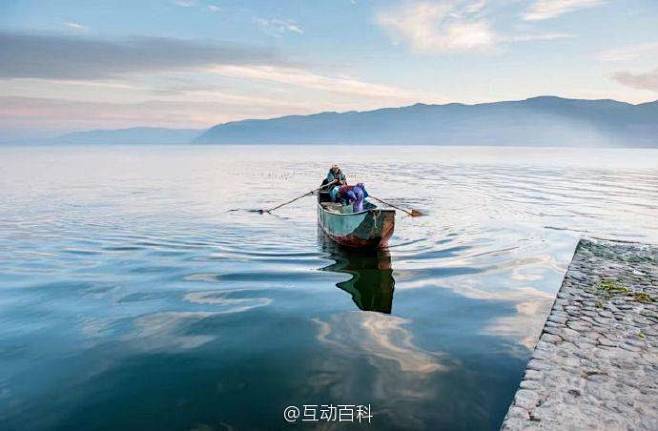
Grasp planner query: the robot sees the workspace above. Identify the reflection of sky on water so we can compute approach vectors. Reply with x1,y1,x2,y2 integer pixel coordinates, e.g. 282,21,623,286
0,145,656,430
123,291,274,350
311,312,448,429
132,311,219,350
184,290,272,309
313,312,445,374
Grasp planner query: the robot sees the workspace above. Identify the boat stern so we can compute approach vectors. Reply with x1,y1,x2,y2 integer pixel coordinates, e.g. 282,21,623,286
318,203,395,249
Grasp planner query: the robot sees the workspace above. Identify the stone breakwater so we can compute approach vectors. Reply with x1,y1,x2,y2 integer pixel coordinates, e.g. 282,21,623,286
501,238,657,431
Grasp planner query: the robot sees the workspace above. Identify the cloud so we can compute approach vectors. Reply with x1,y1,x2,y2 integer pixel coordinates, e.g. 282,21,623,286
0,95,314,131
0,62,432,131
207,4,220,13
599,42,658,62
504,32,574,42
0,62,434,134
524,0,604,21
613,68,658,92
377,1,496,53
464,0,487,14
376,1,572,54
254,18,303,37
0,31,280,80
173,0,196,7
64,21,88,32
208,65,423,100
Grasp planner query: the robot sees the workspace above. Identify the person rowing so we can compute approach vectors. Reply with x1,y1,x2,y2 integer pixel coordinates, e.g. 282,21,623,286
322,164,346,200
261,163,420,217
320,165,370,211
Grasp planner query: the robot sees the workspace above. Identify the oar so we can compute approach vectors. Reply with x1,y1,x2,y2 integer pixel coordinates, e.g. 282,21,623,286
369,195,424,217
259,181,335,214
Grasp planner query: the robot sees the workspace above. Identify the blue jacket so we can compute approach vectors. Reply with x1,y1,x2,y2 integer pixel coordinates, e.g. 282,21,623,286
325,170,345,185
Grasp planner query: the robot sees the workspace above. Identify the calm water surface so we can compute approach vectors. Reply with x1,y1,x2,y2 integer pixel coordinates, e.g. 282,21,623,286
1,145,657,430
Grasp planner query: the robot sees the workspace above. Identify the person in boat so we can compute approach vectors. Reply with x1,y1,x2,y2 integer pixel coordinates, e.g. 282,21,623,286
337,183,368,212
322,164,346,201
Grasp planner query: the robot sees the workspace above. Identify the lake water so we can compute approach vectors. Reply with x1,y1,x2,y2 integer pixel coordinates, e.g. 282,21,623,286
1,145,657,430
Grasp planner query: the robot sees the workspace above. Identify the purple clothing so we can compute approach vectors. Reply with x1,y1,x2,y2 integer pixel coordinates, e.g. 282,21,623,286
336,183,368,212
341,183,367,212
351,186,366,212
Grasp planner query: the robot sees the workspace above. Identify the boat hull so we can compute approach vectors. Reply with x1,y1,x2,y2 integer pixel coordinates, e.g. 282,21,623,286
317,203,395,249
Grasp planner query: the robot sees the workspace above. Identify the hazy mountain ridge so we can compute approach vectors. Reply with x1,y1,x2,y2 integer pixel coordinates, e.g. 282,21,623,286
195,96,658,147
25,96,658,147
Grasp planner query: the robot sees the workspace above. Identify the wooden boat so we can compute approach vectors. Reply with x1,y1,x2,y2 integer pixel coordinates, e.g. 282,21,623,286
317,191,395,249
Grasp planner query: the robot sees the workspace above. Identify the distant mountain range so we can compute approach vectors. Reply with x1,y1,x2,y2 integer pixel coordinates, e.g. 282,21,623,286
196,96,658,147
50,97,658,147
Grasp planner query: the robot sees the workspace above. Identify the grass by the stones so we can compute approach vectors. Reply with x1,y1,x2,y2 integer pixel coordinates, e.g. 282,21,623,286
632,292,654,303
598,279,629,294
597,279,654,303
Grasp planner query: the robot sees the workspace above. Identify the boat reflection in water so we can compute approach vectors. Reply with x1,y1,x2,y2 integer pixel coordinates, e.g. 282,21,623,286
318,230,395,314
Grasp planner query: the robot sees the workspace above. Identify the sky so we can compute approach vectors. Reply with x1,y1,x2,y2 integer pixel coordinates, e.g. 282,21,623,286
1,0,657,138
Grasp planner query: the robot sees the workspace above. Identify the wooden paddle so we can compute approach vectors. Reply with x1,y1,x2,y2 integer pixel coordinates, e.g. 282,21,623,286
259,181,336,214
369,195,424,217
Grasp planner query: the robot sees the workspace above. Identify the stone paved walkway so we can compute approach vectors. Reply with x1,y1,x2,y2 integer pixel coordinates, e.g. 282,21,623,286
501,238,658,431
